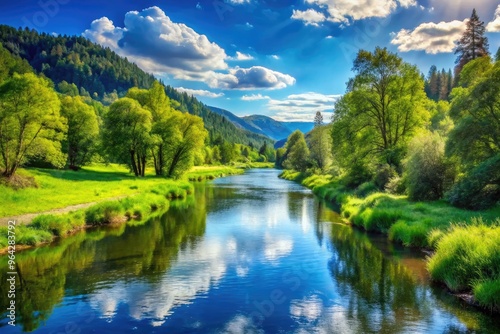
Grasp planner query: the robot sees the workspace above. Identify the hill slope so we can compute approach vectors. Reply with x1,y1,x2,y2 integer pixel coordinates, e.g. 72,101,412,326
0,25,272,147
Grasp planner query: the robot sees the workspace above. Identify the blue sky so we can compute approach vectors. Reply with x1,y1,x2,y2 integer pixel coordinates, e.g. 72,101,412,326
1,0,500,121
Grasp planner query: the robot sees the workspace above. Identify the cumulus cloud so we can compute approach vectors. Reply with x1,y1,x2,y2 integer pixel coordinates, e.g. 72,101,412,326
176,87,224,98
83,7,294,90
267,92,340,122
208,66,296,90
391,20,466,54
486,5,500,32
270,54,280,60
291,9,326,26
300,0,417,24
241,94,271,101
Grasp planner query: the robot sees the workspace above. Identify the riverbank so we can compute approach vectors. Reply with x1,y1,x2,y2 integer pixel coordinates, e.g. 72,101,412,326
280,170,500,312
0,164,245,253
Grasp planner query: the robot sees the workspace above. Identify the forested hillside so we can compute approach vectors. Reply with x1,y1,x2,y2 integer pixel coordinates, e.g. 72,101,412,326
0,25,271,147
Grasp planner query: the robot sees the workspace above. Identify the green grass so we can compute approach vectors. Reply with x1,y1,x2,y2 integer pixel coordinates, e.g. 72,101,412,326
280,171,500,248
427,220,500,311
0,164,243,217
0,163,242,251
186,165,245,181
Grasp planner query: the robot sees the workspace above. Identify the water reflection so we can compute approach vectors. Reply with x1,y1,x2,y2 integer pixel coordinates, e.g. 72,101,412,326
1,170,499,333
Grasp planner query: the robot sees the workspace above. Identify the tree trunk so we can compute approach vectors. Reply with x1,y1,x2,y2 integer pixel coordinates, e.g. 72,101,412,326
130,150,139,176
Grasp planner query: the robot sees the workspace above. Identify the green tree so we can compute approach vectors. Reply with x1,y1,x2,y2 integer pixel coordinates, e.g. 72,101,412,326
314,111,323,127
163,111,207,178
308,125,332,172
446,58,500,209
283,130,309,172
59,96,99,169
0,73,65,177
102,98,152,177
331,47,429,174
454,9,489,77
127,81,180,176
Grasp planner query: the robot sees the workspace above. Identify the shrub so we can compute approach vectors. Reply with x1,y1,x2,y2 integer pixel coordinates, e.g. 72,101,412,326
373,164,397,190
404,132,455,201
85,201,125,225
447,154,500,210
344,162,373,188
385,175,406,194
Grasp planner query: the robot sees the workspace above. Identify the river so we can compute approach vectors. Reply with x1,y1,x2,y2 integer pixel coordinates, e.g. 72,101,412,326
1,169,499,333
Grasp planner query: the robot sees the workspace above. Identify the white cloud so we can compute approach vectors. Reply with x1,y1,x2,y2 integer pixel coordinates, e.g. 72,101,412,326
241,94,270,101
486,5,500,32
208,66,296,90
227,0,252,4
83,7,227,75
391,20,466,54
291,9,326,26
229,51,254,61
268,92,340,122
270,54,280,60
83,7,294,90
176,87,224,98
301,0,417,24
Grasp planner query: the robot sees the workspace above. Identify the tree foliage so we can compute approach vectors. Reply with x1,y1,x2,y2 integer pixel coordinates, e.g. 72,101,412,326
454,9,489,77
0,73,65,177
331,47,429,173
59,96,99,169
308,125,332,172
283,131,310,172
102,98,152,177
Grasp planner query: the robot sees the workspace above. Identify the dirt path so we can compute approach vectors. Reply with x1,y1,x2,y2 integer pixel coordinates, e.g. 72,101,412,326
0,195,130,226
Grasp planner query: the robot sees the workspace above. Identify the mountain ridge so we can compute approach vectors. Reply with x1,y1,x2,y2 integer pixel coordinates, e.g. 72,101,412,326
208,106,314,142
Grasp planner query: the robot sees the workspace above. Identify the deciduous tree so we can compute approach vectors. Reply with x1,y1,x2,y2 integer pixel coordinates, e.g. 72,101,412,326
0,73,65,177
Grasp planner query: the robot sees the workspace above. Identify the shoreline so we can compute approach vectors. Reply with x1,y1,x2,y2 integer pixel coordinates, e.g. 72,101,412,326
0,166,246,254
279,170,500,314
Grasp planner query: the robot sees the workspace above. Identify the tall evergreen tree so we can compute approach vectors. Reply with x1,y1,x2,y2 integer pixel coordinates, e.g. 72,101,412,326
314,111,324,127
454,9,489,78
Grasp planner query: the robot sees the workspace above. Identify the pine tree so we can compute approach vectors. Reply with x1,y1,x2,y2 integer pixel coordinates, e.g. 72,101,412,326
454,9,489,77
314,111,323,127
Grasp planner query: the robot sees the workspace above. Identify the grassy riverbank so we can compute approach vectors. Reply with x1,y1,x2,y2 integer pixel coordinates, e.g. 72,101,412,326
0,164,244,251
280,170,500,311
0,164,244,217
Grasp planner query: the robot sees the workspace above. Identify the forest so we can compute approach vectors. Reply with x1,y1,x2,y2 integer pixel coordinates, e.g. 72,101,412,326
0,27,276,182
279,9,500,311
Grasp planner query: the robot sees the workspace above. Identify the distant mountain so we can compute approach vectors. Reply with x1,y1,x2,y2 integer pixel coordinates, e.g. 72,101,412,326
208,106,315,142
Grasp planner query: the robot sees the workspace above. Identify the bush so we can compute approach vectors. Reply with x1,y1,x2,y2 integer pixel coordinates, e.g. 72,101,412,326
85,201,125,225
344,162,373,188
373,164,397,190
447,154,500,210
385,175,406,194
404,132,455,201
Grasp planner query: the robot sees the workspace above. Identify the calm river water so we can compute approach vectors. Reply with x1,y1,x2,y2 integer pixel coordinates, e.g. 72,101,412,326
1,169,499,333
